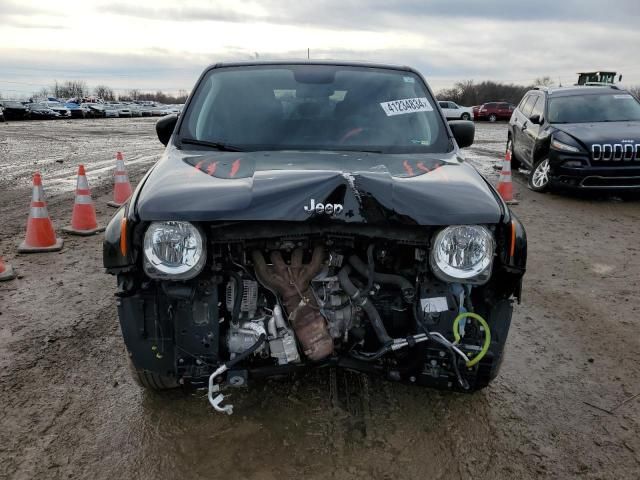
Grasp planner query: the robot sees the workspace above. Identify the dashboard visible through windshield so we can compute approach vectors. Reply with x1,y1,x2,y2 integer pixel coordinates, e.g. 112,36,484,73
548,93,640,124
179,64,450,154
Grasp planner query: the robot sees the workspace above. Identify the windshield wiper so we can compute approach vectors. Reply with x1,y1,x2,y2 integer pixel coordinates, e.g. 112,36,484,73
180,138,244,152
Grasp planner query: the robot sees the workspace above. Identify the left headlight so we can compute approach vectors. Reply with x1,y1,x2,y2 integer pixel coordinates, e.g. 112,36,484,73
551,138,580,153
430,225,494,285
143,221,206,280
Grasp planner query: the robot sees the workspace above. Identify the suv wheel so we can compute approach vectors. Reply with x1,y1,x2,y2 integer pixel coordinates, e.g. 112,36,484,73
528,157,551,192
126,351,179,390
461,113,470,120
488,114,497,122
506,139,521,169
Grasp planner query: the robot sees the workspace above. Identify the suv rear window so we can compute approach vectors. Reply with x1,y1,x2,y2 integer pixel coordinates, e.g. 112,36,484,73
548,93,640,123
180,64,450,153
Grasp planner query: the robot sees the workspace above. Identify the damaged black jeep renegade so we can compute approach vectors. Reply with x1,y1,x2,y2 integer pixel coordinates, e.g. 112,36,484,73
104,61,526,414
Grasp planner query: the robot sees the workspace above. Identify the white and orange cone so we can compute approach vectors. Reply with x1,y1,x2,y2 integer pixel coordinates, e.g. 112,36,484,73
18,172,64,253
496,149,519,205
0,255,16,281
107,152,133,208
63,164,105,236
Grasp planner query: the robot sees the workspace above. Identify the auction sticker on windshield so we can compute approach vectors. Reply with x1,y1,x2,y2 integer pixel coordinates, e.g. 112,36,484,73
380,97,433,116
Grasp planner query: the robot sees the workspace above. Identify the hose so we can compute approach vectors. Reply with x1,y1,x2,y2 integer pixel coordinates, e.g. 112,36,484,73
363,244,375,295
338,265,392,345
414,295,469,389
453,312,491,367
350,344,390,362
348,254,415,302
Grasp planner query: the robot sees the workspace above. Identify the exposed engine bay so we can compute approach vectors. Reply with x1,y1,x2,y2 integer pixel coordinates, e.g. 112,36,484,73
112,221,522,415
197,228,507,414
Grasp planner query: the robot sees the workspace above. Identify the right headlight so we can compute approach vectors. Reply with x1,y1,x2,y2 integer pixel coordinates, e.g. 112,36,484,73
143,221,206,280
430,225,494,285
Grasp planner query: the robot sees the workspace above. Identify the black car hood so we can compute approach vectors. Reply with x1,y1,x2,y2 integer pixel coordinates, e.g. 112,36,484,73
135,146,502,226
554,121,640,147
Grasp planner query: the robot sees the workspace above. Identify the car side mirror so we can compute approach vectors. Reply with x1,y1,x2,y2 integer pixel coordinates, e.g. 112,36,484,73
156,113,178,146
449,120,474,148
529,114,542,125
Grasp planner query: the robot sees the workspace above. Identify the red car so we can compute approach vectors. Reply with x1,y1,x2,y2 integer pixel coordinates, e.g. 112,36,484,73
474,102,515,122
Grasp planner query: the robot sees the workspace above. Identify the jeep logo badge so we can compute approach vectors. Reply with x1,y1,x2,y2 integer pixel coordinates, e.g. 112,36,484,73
303,198,344,215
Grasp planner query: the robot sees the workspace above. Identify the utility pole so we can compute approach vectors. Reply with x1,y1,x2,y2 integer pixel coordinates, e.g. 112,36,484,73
307,48,310,59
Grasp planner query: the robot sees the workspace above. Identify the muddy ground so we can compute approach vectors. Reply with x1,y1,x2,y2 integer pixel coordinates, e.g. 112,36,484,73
0,119,639,480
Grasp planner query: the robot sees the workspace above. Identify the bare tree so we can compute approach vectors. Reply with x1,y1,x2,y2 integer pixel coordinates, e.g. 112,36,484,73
534,76,554,87
51,80,88,99
30,87,50,101
627,85,640,100
437,79,531,106
94,85,115,101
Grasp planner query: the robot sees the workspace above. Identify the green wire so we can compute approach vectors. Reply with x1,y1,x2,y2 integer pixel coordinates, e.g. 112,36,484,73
452,312,491,367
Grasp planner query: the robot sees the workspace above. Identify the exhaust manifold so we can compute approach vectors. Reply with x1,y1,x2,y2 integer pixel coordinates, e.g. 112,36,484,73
251,246,334,361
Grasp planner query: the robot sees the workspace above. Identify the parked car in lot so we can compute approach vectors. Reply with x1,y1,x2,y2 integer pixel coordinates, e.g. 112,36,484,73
0,106,4,122
129,105,142,117
64,102,87,118
41,101,71,118
104,61,527,414
0,101,30,120
151,105,172,116
139,105,155,117
116,105,132,117
81,103,106,118
475,102,515,122
104,106,119,118
438,101,473,120
508,85,640,192
26,103,61,119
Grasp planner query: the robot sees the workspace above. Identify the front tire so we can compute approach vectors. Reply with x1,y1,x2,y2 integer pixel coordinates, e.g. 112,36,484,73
126,352,179,390
488,114,497,122
528,157,551,192
461,113,470,120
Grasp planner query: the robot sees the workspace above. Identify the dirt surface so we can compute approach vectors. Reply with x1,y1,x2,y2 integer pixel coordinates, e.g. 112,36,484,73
1,119,639,480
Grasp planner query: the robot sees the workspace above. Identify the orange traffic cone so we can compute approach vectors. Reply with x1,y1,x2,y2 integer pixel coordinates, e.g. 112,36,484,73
496,149,519,205
0,256,16,281
63,165,105,236
107,152,133,208
18,172,64,253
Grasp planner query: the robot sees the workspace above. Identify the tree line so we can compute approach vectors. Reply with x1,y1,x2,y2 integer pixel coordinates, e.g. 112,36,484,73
30,80,189,104
17,77,640,106
437,77,640,106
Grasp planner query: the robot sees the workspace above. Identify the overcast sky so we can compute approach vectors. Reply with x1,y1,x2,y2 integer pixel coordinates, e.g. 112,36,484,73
1,0,639,99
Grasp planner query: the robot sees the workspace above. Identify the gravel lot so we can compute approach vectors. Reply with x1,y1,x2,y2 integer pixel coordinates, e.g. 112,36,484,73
1,119,639,480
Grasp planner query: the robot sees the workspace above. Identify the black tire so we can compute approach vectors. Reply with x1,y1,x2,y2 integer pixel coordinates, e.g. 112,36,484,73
506,138,521,169
528,156,551,192
488,114,497,122
126,352,179,390
461,113,470,120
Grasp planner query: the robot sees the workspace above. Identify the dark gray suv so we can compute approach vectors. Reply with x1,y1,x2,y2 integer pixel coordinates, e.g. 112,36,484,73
507,85,640,192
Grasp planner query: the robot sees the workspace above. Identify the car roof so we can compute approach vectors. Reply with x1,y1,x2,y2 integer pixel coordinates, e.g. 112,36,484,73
209,59,417,73
533,85,626,97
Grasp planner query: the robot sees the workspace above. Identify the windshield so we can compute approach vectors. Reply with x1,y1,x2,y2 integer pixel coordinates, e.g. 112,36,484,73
179,64,450,153
548,93,640,123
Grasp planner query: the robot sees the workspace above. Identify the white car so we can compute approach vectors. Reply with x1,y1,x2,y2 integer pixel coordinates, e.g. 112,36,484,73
438,101,473,120
104,106,119,118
